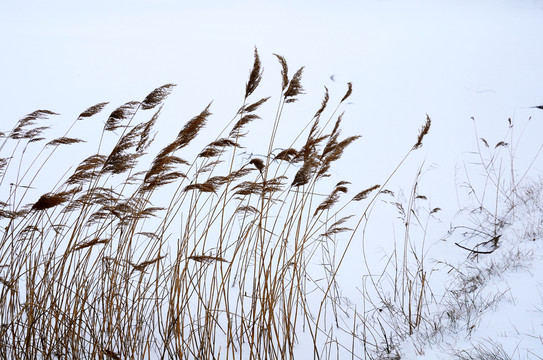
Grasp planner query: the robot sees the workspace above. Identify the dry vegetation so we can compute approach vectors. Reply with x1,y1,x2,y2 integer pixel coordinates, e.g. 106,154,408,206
1,49,442,359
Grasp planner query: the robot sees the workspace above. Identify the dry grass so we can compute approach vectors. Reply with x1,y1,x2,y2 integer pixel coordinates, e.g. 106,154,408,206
0,50,432,359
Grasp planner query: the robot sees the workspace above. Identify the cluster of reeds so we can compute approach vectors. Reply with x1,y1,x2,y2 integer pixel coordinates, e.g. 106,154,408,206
0,49,432,359
393,115,541,358
345,110,543,358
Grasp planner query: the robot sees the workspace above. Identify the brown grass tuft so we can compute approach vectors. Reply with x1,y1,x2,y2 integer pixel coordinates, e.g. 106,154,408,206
263,175,287,194
10,110,57,139
31,188,80,211
72,238,109,251
274,53,289,91
77,101,109,119
189,255,229,263
141,83,176,110
340,82,353,103
274,148,299,163
144,154,189,190
235,205,259,215
130,255,166,272
413,114,431,150
12,110,58,137
317,118,361,180
184,182,217,194
199,138,239,158
142,171,186,191
198,147,224,158
352,184,380,201
314,86,330,119
229,114,260,137
320,215,354,239
66,154,107,185
239,97,270,114
173,103,212,149
208,138,239,148
227,167,254,181
102,127,143,174
284,66,305,102
249,158,265,173
233,180,264,196
245,47,263,99
292,157,318,187
0,208,29,219
105,101,140,131
46,137,85,146
314,182,350,215
136,107,161,152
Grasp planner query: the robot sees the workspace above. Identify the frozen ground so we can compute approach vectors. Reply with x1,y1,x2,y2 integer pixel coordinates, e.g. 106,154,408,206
402,219,543,359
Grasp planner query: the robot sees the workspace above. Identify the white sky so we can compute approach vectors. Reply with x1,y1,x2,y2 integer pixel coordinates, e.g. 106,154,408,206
2,0,543,253
2,0,543,227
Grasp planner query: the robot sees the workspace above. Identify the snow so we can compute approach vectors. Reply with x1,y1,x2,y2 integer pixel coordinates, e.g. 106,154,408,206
401,238,543,359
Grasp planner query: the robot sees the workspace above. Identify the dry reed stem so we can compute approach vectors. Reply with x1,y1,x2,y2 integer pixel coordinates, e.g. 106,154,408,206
0,50,434,359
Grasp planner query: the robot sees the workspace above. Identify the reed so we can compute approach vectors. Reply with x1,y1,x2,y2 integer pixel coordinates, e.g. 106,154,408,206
0,49,432,359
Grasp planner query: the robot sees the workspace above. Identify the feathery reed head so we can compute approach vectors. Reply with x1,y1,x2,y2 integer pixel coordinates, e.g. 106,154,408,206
141,83,176,110
314,181,350,215
352,184,380,201
173,102,212,149
245,47,263,99
66,154,107,185
46,137,85,147
184,182,218,194
31,188,80,211
340,82,353,103
284,66,305,102
273,53,289,91
274,148,298,163
239,97,270,114
249,158,265,173
291,158,317,187
230,114,260,137
78,102,109,120
314,87,330,119
106,101,140,131
413,114,431,150
72,238,110,251
11,110,57,140
101,124,146,174
0,49,447,360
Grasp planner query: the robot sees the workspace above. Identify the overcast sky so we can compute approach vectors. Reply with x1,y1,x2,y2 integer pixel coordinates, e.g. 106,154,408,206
2,0,543,226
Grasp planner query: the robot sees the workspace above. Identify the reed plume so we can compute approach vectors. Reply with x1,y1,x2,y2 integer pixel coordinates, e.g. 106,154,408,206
0,49,438,360
245,47,263,99
77,101,109,119
141,83,176,110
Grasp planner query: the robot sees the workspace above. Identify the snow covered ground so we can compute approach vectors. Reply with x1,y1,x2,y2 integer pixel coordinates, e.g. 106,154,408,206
402,198,543,359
